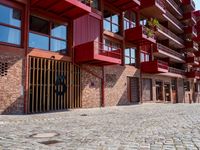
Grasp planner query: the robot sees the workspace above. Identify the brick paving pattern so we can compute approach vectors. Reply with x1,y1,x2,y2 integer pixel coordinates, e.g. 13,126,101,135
1,104,200,150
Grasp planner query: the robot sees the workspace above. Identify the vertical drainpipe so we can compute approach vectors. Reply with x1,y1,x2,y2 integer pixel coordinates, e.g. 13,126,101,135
101,66,105,107
24,0,30,114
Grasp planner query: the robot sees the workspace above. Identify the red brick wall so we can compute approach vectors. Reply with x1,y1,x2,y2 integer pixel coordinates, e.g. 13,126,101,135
81,64,140,108
0,53,25,114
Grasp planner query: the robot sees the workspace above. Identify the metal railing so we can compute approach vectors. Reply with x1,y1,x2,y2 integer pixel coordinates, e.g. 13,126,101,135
169,67,185,75
157,60,169,70
157,24,184,45
155,0,165,10
94,41,122,59
166,0,183,15
157,43,185,59
165,10,184,29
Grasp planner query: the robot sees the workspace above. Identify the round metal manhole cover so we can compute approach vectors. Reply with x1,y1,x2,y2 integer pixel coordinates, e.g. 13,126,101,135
30,132,60,138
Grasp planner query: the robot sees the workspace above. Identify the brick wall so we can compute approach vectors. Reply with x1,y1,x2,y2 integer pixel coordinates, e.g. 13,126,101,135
81,65,102,108
81,64,140,108
0,53,25,114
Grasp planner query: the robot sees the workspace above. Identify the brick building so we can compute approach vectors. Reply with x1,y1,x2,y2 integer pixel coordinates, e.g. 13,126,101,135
0,0,200,114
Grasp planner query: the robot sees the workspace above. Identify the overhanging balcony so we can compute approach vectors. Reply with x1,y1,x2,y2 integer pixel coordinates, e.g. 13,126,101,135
141,60,169,73
182,12,196,25
182,0,195,11
185,41,199,52
186,71,200,79
186,56,199,65
140,0,166,20
157,24,185,48
165,0,183,19
164,10,184,33
104,0,140,11
74,41,122,65
153,43,185,63
125,26,156,44
30,0,91,20
184,26,197,39
169,67,185,76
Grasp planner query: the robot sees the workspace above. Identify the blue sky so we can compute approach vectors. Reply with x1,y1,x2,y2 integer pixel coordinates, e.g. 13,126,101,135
194,0,200,10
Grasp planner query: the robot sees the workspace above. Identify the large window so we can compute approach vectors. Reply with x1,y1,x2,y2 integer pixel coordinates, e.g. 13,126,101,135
140,51,150,62
29,16,67,54
103,9,120,34
125,48,136,65
124,11,136,30
0,4,21,45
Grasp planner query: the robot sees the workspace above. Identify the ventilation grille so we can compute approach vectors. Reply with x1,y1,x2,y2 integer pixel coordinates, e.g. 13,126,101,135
0,62,8,76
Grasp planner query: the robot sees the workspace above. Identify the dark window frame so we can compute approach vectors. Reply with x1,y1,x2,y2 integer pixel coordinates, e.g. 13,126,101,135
29,15,68,54
125,48,136,65
103,8,120,34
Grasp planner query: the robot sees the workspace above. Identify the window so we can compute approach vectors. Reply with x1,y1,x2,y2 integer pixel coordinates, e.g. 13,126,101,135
140,16,147,26
125,48,136,65
184,81,190,91
29,16,67,54
0,4,21,45
103,39,120,51
103,9,120,34
140,52,150,62
124,11,136,30
80,0,99,10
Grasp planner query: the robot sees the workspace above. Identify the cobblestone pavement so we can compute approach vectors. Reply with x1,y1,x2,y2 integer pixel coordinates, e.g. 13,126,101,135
1,104,200,150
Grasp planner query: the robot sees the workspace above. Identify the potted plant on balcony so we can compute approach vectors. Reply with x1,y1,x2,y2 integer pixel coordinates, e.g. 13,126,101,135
144,18,159,38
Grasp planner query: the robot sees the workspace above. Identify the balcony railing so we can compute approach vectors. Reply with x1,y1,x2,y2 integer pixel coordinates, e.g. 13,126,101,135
157,43,185,59
169,67,185,75
74,41,122,65
141,60,169,73
97,41,122,59
166,0,183,15
155,0,165,9
157,24,184,45
166,10,184,29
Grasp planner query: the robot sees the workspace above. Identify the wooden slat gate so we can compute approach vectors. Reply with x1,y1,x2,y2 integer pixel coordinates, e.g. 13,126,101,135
28,57,81,113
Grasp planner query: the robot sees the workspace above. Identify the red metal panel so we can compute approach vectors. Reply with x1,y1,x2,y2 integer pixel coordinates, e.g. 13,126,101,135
74,13,101,46
30,0,91,20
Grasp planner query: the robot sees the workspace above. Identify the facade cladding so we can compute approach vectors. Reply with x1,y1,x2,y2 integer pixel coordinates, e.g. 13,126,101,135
0,0,200,114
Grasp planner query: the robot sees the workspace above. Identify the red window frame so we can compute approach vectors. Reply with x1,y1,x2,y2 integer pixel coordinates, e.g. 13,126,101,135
29,15,68,53
0,1,24,47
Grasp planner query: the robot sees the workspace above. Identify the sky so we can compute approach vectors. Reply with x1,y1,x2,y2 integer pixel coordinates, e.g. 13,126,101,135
194,0,200,10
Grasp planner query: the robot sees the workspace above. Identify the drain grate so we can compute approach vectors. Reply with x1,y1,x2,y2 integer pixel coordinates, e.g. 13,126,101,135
80,114,88,116
30,132,60,138
39,140,62,145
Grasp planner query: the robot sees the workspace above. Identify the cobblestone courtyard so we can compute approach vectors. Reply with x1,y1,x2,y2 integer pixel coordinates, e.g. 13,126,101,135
1,104,200,150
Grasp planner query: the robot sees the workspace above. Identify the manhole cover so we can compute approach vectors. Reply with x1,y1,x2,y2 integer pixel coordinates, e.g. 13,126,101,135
30,132,60,138
39,140,62,145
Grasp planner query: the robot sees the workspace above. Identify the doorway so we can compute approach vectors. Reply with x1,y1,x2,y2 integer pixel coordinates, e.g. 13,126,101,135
164,83,171,102
156,81,163,101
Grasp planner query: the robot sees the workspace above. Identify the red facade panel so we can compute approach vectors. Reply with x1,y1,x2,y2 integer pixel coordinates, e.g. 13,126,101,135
74,13,102,46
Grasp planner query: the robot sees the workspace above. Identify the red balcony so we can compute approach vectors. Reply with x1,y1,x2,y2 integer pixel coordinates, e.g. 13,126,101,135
169,67,185,76
104,0,140,11
30,0,91,20
185,56,199,65
184,26,197,39
165,0,183,18
185,41,199,52
141,0,165,11
125,26,156,44
141,60,169,73
74,41,122,65
186,71,200,79
182,12,196,25
182,0,195,11
154,43,185,63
